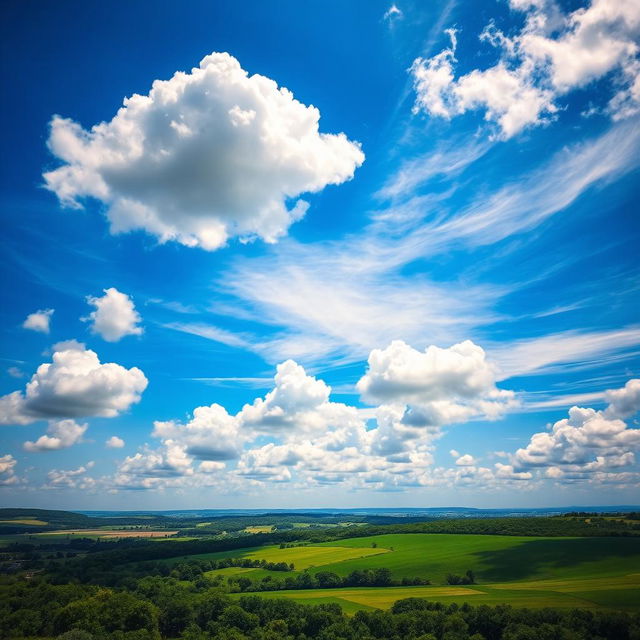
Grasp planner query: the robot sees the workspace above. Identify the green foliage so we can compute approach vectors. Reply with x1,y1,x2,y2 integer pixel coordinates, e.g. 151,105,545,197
1,579,640,639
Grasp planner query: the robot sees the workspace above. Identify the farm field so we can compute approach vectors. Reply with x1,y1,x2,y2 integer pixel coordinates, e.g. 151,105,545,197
243,525,275,534
0,519,48,526
35,529,180,539
234,573,640,613
184,533,640,613
172,543,390,570
181,533,640,584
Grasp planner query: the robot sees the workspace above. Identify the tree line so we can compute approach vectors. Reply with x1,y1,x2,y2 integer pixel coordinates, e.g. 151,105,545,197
1,577,639,639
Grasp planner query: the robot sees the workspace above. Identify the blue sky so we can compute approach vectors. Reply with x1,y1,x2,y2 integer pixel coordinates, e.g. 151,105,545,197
1,0,639,509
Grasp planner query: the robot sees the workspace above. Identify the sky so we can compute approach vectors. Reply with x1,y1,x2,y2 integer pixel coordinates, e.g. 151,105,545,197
1,0,639,510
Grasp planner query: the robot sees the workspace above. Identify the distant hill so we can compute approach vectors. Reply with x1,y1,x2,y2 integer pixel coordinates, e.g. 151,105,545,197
0,508,173,533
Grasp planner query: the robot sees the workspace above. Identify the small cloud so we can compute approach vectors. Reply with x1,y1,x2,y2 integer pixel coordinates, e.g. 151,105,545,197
449,449,460,458
51,339,86,352
106,436,125,449
455,454,476,466
7,367,24,379
22,309,54,334
0,343,147,425
383,4,403,21
84,288,143,342
24,419,88,452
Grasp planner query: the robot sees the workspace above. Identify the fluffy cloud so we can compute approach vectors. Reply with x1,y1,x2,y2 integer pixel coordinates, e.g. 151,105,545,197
106,435,125,448
357,340,516,426
0,343,147,425
85,288,143,342
455,454,476,466
22,309,54,333
604,378,640,418
513,379,640,482
43,52,364,250
24,419,87,452
111,349,519,493
0,454,18,486
152,403,242,461
46,462,95,490
514,405,640,468
411,0,640,137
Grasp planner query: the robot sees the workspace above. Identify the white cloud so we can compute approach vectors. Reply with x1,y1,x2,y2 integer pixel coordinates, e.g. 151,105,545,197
52,339,86,352
604,378,640,418
489,326,640,379
456,454,476,466
357,340,516,424
0,344,147,425
46,462,95,489
209,119,639,368
494,462,532,480
221,247,502,365
85,288,143,342
0,454,18,486
111,350,527,493
106,435,125,448
43,52,364,251
7,367,24,379
411,0,640,137
377,139,489,201
512,379,640,481
383,4,403,21
24,419,87,452
152,403,242,461
415,120,640,251
22,309,54,334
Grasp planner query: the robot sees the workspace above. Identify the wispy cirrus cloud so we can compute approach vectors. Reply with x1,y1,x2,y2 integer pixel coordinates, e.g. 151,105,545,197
203,119,640,368
488,326,640,380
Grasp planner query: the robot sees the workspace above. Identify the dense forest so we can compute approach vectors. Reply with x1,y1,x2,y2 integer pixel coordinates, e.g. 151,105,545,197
2,579,639,640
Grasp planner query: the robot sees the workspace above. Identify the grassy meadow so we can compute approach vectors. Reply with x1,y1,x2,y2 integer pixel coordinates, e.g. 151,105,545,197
167,532,640,612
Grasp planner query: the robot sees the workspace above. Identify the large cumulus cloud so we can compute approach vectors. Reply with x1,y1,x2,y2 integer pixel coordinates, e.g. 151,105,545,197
111,344,520,493
357,339,516,426
411,0,640,138
513,379,640,483
43,52,364,250
0,343,147,425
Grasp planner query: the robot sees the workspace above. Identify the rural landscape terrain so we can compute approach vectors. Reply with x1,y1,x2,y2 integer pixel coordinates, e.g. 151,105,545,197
1,507,639,638
2,0,640,637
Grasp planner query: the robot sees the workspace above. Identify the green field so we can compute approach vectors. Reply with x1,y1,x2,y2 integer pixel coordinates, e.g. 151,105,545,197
233,574,640,612
243,525,275,534
312,534,640,583
190,533,640,583
182,543,389,571
184,532,640,613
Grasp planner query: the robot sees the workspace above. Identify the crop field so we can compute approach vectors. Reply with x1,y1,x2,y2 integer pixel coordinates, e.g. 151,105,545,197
0,519,48,526
191,533,640,583
243,525,275,534
313,534,640,583
187,532,640,613
175,544,389,570
35,529,180,539
234,574,640,612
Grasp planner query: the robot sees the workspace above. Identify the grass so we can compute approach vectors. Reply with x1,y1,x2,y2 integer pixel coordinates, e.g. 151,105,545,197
162,532,640,613
232,574,640,613
35,529,180,539
311,534,640,583
166,544,388,569
0,519,48,526
244,526,275,534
